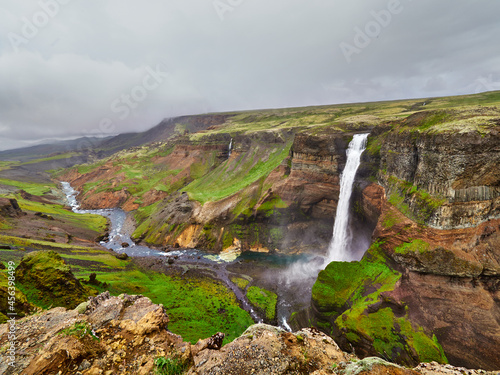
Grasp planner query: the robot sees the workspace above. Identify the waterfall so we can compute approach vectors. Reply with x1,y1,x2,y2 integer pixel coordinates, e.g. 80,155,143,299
326,133,369,263
228,138,233,158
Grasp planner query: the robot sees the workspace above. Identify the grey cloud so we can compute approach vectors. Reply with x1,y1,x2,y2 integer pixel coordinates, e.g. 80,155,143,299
0,0,499,150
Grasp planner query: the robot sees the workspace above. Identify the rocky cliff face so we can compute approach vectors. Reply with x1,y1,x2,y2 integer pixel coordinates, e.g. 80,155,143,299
377,121,500,229
309,183,500,371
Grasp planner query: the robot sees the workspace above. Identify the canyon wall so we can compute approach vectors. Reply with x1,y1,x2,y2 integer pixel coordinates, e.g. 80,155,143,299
309,123,500,370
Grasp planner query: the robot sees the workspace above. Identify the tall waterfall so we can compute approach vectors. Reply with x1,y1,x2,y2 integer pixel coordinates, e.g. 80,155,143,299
327,133,369,263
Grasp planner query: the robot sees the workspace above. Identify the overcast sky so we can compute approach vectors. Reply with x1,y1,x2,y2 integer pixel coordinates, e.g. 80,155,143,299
0,0,499,150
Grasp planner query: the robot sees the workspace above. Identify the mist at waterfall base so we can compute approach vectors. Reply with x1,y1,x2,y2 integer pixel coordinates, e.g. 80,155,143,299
278,134,370,295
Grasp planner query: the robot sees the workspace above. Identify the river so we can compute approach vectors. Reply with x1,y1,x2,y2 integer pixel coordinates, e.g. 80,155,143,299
60,181,307,328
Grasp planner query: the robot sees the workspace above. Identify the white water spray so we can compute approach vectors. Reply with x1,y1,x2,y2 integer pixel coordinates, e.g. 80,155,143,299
326,133,369,263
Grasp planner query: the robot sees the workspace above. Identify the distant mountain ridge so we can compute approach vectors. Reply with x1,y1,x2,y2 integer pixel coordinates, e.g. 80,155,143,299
0,114,230,164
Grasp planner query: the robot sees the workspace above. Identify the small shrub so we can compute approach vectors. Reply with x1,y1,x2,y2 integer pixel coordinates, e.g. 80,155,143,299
59,321,99,341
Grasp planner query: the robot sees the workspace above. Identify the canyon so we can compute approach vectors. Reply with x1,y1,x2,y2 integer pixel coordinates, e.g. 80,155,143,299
1,91,500,373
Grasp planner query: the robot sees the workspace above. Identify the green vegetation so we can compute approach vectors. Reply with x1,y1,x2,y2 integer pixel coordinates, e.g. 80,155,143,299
394,239,430,255
14,195,107,233
381,211,400,229
184,142,292,204
0,178,55,196
15,250,95,310
416,111,452,131
0,234,98,251
231,277,250,290
154,356,187,375
257,195,288,216
246,286,277,321
365,136,382,158
338,307,447,364
19,152,77,165
0,271,33,321
312,241,447,364
386,175,446,225
312,242,400,312
95,267,254,344
58,321,99,341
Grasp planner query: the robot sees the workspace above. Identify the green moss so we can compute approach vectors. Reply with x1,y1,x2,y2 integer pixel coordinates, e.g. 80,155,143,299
313,240,447,365
96,268,253,344
15,196,107,233
0,218,12,230
231,277,250,290
339,307,447,365
416,111,452,131
386,175,446,225
222,230,234,249
154,356,188,375
246,286,277,321
0,234,99,251
381,212,400,229
269,227,285,244
394,239,430,255
184,142,292,204
0,178,55,196
257,195,288,214
0,271,32,318
312,242,400,312
365,136,382,158
15,250,96,310
58,321,99,340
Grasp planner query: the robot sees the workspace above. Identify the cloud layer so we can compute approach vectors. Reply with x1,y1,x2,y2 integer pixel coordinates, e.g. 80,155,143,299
1,0,499,150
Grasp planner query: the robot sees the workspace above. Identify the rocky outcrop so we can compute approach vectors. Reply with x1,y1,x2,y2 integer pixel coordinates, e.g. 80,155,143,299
0,198,21,217
188,324,349,375
15,250,96,309
1,301,497,375
0,292,188,375
0,271,33,323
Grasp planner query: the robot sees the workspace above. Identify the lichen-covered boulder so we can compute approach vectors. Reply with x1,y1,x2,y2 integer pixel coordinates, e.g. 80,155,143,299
15,250,95,309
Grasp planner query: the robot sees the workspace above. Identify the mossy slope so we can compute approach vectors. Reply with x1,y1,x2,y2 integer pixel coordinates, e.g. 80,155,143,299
15,250,96,310
311,242,447,366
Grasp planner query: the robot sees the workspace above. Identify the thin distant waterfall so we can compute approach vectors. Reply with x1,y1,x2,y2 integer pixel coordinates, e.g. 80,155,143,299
327,133,369,262
228,138,233,158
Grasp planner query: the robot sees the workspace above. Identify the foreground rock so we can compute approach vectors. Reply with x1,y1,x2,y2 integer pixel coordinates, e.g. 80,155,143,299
188,324,348,375
0,292,188,375
1,294,498,375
